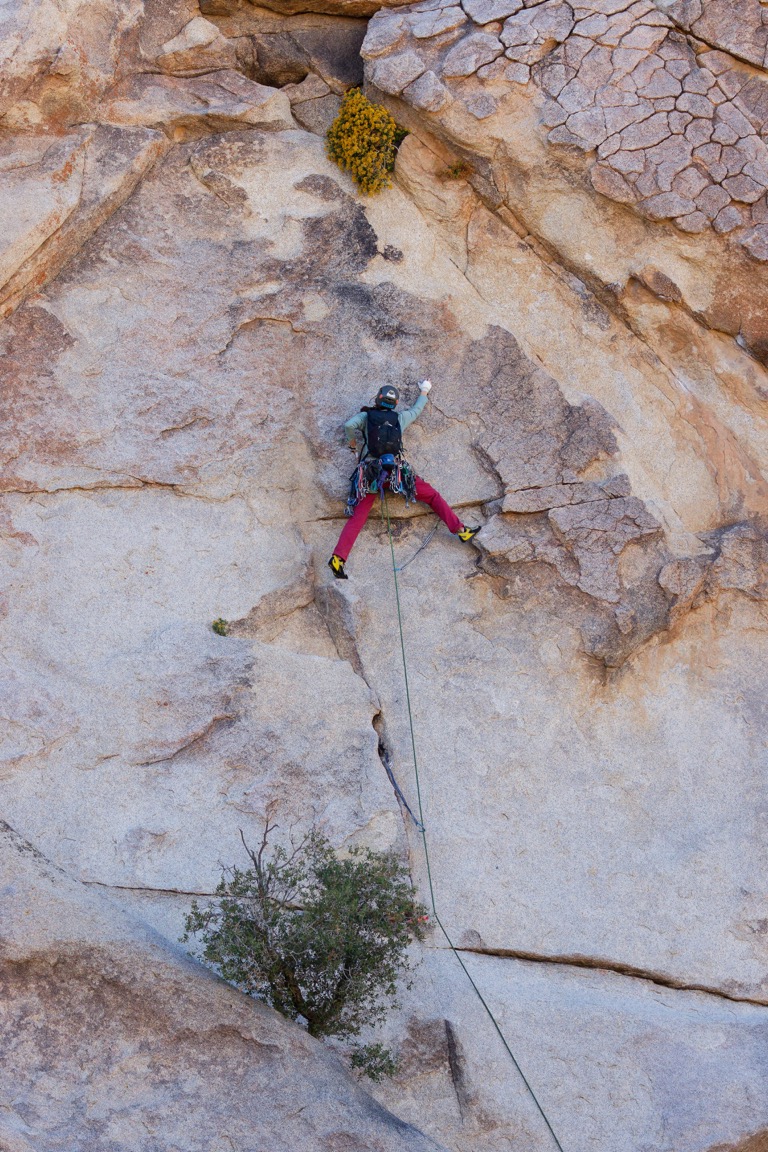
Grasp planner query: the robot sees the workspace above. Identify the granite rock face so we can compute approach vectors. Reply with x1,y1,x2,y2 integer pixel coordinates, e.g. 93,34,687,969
665,0,768,71
100,69,296,134
1,1,768,1150
370,949,768,1152
362,0,768,252
0,0,142,128
0,126,167,320
362,0,768,360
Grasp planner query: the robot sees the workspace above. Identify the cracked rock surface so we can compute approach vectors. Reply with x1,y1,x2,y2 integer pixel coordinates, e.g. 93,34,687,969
1,1,768,1151
363,0,768,360
364,0,768,251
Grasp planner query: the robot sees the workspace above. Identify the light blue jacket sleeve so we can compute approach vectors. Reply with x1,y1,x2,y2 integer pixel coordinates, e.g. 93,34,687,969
398,392,428,432
344,410,368,445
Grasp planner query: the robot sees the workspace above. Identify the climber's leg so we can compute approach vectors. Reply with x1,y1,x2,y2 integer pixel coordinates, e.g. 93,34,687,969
333,492,377,562
414,477,463,534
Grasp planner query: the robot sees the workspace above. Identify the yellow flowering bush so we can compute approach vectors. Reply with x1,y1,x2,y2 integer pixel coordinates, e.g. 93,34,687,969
326,89,402,195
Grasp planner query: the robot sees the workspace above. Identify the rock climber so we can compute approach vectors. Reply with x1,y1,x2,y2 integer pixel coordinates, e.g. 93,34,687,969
328,380,480,579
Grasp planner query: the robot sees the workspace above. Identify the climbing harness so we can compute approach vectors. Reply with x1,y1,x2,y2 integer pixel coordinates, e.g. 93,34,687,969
345,454,416,517
381,488,566,1152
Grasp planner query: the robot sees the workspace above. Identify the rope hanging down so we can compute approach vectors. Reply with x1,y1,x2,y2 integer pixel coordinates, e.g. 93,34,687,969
381,490,566,1152
380,746,425,833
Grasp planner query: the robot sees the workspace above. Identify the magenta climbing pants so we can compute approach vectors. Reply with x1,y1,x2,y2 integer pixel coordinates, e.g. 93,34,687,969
333,476,463,562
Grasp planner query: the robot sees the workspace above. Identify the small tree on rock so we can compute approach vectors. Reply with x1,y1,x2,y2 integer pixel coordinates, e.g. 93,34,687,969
183,815,428,1079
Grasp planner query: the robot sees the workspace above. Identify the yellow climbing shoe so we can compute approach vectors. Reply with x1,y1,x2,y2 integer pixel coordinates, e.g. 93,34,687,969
457,525,480,542
328,554,348,579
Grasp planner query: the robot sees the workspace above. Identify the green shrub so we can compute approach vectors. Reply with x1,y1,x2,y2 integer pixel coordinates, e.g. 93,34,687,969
350,1041,398,1082
326,89,405,195
183,817,428,1077
212,618,228,636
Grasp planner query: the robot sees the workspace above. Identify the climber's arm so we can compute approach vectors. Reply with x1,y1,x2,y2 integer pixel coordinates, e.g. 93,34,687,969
398,381,431,432
344,411,367,448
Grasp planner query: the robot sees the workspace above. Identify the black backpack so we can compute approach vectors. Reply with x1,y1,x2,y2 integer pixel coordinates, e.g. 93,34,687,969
362,407,402,458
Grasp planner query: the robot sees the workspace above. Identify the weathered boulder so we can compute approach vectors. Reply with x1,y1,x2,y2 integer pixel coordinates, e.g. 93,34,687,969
665,0,768,71
292,89,344,134
247,0,417,19
200,0,417,16
156,15,241,75
100,70,295,136
0,822,446,1152
0,126,167,319
0,0,142,129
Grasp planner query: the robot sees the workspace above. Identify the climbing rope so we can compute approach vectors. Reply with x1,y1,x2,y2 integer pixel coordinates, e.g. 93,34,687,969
381,489,566,1152
394,523,438,573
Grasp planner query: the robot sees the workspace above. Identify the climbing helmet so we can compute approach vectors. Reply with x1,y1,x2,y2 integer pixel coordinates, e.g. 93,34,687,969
374,385,400,410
